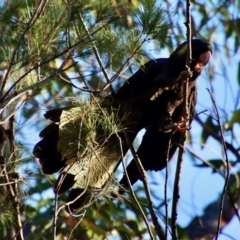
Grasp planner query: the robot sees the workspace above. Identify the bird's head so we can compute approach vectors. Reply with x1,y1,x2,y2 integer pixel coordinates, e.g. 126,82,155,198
167,39,212,80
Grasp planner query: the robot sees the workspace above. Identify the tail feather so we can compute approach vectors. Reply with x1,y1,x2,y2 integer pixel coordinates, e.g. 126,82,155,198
54,173,76,195
39,123,58,138
33,104,134,212
33,110,66,174
44,109,63,122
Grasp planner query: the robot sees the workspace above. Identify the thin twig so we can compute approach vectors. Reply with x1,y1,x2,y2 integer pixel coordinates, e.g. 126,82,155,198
78,13,115,95
206,89,230,240
52,187,58,240
0,0,49,94
67,210,86,240
100,36,144,92
171,143,184,240
164,133,173,240
186,145,240,222
0,179,23,186
116,133,154,240
58,69,99,93
195,115,240,161
2,167,24,240
0,115,24,240
171,1,192,239
1,51,76,107
123,132,165,240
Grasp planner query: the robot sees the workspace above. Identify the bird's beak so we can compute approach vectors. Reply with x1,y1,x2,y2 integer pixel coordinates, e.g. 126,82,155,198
194,51,211,72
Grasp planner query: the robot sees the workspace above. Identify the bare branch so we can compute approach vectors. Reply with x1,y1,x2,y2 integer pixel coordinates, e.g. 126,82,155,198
67,210,86,240
206,89,230,240
171,1,192,239
116,133,154,240
164,133,173,240
78,13,114,95
195,115,240,161
53,186,58,240
123,132,165,240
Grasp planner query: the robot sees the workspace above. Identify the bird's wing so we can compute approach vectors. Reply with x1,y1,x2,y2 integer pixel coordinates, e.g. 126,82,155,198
116,58,167,100
33,101,139,213
33,109,65,175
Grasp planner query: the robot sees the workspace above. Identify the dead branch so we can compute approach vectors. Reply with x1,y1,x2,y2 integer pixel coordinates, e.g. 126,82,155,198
124,132,165,240
171,1,192,239
206,89,230,239
116,133,154,240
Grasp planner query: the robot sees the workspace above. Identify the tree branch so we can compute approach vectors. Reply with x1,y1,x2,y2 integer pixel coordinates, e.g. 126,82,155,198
0,0,50,95
1,116,24,240
171,1,192,239
194,115,240,161
123,132,165,240
116,133,155,240
206,89,230,239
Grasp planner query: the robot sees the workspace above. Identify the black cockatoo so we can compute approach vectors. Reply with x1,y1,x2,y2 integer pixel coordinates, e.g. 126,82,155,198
33,39,212,213
117,39,212,187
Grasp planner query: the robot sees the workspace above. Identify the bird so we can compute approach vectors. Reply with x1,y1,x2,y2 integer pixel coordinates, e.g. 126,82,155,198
118,39,212,187
118,39,212,188
33,39,212,213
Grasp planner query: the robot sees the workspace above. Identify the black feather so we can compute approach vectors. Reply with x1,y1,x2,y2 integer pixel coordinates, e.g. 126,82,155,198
118,39,212,189
33,39,212,212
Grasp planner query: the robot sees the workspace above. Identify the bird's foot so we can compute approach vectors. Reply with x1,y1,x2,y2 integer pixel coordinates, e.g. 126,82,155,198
164,116,190,132
177,68,193,82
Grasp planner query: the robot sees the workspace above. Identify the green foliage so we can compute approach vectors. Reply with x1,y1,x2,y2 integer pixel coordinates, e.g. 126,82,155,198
225,109,240,129
201,116,219,147
194,159,236,172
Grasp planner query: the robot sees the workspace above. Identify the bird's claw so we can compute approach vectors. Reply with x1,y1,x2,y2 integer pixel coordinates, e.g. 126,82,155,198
164,117,190,132
178,68,193,82
172,123,190,132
